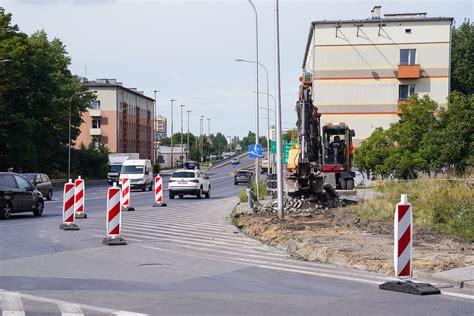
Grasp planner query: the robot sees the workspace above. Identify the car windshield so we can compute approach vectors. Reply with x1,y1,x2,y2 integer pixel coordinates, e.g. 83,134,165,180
121,166,144,174
109,165,122,173
185,162,198,169
172,172,195,178
237,171,248,176
22,173,35,181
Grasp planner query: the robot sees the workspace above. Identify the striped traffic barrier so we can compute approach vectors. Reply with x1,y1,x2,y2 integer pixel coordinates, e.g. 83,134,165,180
152,175,167,207
121,177,135,211
379,194,440,295
103,182,126,245
59,179,79,230
74,176,87,219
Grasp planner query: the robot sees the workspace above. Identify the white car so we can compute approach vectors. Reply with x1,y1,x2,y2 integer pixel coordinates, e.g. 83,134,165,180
119,159,153,191
168,169,210,199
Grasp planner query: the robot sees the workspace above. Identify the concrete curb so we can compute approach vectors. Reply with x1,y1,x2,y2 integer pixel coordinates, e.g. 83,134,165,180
415,266,474,290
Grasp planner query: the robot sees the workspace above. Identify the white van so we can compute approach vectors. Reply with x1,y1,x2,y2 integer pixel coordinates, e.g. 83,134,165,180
119,159,153,191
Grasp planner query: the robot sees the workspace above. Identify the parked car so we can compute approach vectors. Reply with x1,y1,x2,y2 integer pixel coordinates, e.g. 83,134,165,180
234,170,252,185
168,169,210,199
0,172,44,219
119,159,153,191
22,173,53,200
184,160,200,170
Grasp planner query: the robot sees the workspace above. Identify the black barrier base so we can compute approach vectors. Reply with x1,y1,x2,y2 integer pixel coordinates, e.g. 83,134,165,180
103,236,127,246
59,223,80,230
153,203,167,207
75,213,87,219
379,280,441,295
123,207,135,212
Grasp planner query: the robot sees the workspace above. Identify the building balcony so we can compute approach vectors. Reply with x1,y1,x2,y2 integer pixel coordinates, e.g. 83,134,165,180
90,109,102,117
397,64,420,79
90,128,101,136
397,100,411,115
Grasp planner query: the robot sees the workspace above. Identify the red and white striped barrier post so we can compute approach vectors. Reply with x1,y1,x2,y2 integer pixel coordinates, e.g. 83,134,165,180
59,179,79,230
121,177,135,211
394,194,412,279
152,175,167,207
379,194,440,295
74,176,87,219
103,182,126,245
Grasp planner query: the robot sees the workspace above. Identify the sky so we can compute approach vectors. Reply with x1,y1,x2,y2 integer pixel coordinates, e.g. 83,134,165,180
3,0,473,138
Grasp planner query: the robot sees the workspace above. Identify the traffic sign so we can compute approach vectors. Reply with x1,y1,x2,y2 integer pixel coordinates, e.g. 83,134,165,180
248,144,263,158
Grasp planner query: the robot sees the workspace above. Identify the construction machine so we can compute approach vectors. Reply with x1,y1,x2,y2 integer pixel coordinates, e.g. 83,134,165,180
286,73,355,195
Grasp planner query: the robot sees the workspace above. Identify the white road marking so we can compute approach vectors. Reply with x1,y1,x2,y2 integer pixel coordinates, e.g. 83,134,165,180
1,291,25,316
58,303,84,316
440,291,474,301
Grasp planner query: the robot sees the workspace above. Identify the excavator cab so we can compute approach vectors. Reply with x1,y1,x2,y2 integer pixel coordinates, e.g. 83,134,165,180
321,123,356,190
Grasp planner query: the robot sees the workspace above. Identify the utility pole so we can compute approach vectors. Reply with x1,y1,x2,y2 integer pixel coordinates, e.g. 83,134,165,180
153,90,159,165
200,115,204,162
248,0,260,203
180,104,185,165
274,0,284,218
170,99,176,168
187,110,191,161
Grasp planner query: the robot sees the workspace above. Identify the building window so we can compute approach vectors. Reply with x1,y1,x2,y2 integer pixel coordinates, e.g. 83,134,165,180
405,29,412,34
91,138,100,148
399,84,416,100
91,100,101,110
400,49,416,65
92,119,101,128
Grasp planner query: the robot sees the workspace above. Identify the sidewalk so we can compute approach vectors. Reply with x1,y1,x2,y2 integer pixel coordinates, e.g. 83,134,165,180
421,266,474,290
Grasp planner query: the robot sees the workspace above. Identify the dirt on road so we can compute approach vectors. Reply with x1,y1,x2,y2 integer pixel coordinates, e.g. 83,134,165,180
233,202,474,276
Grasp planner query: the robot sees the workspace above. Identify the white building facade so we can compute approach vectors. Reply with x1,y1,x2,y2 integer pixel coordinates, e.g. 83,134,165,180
303,7,453,145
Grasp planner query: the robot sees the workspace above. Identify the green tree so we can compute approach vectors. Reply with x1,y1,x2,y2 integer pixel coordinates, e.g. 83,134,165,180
0,7,94,173
451,20,474,95
282,129,297,142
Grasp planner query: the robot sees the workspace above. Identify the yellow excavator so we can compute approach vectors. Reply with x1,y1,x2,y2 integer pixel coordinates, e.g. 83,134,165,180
286,73,356,195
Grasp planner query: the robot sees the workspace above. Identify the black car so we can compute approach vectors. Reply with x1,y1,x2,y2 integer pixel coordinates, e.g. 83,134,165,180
22,173,53,200
0,172,44,219
185,160,200,170
234,170,252,185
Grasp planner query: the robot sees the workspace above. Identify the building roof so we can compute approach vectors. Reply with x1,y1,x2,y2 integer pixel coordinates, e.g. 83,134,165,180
85,78,155,102
302,16,454,69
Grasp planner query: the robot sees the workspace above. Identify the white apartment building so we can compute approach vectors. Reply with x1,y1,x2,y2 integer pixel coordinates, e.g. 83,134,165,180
226,136,240,144
303,6,453,145
155,115,167,140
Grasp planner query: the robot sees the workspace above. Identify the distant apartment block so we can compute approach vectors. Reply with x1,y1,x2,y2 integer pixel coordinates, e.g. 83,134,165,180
76,78,155,160
225,136,239,144
303,6,453,145
155,115,167,141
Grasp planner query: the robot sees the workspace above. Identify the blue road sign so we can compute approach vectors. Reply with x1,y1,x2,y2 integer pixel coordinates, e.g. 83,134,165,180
248,144,263,159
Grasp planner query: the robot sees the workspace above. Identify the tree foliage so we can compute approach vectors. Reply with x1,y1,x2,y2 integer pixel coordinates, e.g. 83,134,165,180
355,94,473,179
0,7,95,173
451,20,474,95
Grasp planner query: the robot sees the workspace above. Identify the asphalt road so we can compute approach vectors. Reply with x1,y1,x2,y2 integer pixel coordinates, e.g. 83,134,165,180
0,157,473,315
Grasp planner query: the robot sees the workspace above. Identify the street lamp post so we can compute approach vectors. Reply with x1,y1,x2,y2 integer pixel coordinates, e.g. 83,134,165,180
187,110,191,161
207,118,211,161
256,90,276,174
68,90,95,180
180,104,185,165
153,90,160,164
247,0,260,204
237,58,271,175
170,99,176,168
200,115,204,162
274,0,284,218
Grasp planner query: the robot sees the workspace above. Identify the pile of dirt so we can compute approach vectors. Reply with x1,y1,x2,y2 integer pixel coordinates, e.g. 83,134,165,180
234,203,474,276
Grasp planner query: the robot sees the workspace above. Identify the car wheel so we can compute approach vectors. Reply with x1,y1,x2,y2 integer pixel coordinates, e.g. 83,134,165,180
169,192,175,199
205,186,211,199
33,199,44,216
142,184,146,192
179,195,184,199
0,201,12,219
148,182,153,191
196,187,203,199
47,189,53,201
234,181,238,185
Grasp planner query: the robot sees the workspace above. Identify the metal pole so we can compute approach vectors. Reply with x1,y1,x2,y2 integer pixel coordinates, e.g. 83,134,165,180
207,118,210,136
200,115,204,162
170,99,176,169
187,110,191,161
153,90,158,164
248,0,260,203
274,0,284,218
180,104,185,165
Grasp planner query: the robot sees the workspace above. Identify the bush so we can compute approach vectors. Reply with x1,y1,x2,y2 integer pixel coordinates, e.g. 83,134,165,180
153,163,161,174
239,181,267,203
239,189,248,203
354,179,474,240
